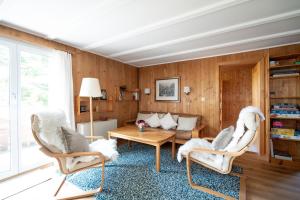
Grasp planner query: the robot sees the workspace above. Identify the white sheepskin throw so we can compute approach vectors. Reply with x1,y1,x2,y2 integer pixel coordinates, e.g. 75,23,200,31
66,139,119,170
225,106,265,152
35,109,67,152
177,106,265,172
177,138,212,162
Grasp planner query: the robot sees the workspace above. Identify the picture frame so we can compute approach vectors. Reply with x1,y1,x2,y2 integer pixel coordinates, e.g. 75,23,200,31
155,77,180,102
100,89,107,100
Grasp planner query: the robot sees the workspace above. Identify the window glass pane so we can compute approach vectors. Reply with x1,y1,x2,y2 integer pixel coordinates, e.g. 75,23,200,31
19,49,51,171
0,44,11,174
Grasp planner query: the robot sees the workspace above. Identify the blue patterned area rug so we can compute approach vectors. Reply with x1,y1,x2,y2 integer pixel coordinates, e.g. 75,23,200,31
67,143,242,200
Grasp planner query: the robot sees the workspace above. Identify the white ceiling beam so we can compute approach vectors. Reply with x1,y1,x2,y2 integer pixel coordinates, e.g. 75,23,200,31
127,29,300,64
110,9,300,58
46,0,134,41
83,0,251,50
139,41,300,67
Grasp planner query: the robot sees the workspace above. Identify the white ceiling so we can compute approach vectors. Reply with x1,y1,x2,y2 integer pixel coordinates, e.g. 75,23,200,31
0,0,300,67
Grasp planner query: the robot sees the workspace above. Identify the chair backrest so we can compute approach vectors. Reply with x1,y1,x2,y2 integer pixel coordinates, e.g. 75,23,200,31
31,109,67,153
220,106,265,173
31,110,71,174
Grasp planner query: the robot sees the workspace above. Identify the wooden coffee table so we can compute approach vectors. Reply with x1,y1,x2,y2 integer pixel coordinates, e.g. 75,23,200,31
108,125,176,172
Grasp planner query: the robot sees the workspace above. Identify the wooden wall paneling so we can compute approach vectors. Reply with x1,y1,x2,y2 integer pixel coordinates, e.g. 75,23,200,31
0,25,139,127
139,49,269,158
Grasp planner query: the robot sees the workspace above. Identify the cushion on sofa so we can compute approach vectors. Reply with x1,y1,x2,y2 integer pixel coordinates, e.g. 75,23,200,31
175,130,192,140
160,113,177,130
177,116,198,131
136,113,152,124
145,113,161,128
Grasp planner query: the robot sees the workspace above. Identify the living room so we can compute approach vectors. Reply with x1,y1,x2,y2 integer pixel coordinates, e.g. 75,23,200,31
0,0,300,200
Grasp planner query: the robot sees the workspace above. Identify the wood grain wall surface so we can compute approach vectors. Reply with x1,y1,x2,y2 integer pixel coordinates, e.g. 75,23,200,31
139,50,268,136
0,25,139,126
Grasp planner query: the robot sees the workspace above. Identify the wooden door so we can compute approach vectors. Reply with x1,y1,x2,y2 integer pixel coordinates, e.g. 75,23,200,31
219,65,253,129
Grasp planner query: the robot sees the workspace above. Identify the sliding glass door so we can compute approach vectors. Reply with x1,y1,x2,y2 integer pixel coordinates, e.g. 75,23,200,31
0,39,51,180
0,41,17,179
19,46,51,171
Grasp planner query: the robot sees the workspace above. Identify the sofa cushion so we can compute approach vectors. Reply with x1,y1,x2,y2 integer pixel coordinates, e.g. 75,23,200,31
136,112,152,124
177,116,198,131
145,113,161,128
212,126,234,150
160,113,177,130
175,130,192,140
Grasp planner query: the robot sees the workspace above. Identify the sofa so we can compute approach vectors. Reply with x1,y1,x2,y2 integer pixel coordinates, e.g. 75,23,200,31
124,111,206,144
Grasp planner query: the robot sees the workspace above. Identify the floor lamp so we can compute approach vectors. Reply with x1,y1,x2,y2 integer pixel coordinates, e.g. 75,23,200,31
79,78,102,142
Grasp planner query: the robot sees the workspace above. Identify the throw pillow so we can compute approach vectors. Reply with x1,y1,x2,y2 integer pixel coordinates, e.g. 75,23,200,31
177,116,198,131
212,126,234,150
145,113,161,128
158,113,165,119
136,112,152,124
160,113,177,130
60,126,89,153
171,114,179,123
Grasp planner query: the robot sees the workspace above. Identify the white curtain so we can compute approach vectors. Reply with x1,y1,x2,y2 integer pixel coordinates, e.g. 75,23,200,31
49,50,75,129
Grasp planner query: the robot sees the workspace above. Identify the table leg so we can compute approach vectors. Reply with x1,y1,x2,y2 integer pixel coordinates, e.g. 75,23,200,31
156,145,161,172
172,136,175,160
128,140,132,149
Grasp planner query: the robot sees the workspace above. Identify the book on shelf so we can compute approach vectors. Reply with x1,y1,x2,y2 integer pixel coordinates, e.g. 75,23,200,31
271,128,295,136
270,139,274,157
271,134,300,140
273,150,292,161
272,73,299,77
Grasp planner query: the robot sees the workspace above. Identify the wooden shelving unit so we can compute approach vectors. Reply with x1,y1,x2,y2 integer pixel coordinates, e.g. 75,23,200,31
115,86,140,101
75,94,113,116
270,63,300,69
270,96,300,99
269,75,299,79
268,53,300,163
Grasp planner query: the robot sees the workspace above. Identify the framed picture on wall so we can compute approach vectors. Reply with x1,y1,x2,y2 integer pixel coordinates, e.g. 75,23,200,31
155,77,180,102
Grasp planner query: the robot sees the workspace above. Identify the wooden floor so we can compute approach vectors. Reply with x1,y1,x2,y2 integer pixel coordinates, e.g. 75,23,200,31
1,158,300,200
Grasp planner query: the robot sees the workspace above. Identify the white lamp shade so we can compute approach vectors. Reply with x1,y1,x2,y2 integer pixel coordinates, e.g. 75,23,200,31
79,78,102,97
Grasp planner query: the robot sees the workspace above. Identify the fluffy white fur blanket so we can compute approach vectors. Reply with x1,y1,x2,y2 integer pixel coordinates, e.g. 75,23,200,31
177,106,265,167
66,139,119,170
177,138,212,162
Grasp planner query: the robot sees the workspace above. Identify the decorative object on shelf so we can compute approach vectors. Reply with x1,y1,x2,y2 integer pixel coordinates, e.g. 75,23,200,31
133,91,139,101
136,120,146,132
144,88,151,95
80,105,87,113
183,86,191,95
100,89,107,100
79,77,102,142
155,77,180,102
119,86,126,100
